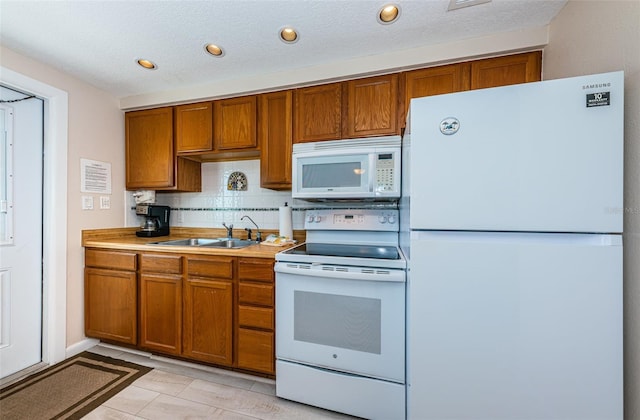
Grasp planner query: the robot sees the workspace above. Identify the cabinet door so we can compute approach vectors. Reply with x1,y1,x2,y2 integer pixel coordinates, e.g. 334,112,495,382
471,51,542,90
125,107,201,191
237,329,274,374
402,63,471,125
214,96,258,151
84,268,137,345
293,83,342,143
344,74,401,138
259,90,292,190
175,102,213,153
139,273,182,355
183,278,234,365
125,107,174,189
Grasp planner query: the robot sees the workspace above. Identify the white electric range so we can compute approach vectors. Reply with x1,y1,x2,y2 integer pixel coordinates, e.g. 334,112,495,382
275,208,406,420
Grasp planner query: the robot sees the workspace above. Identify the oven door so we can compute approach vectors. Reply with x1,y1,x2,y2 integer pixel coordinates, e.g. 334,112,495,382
275,262,405,383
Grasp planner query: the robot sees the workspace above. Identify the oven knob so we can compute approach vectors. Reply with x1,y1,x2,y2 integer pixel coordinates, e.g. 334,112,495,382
314,215,322,223
388,215,397,224
306,215,315,223
378,215,388,224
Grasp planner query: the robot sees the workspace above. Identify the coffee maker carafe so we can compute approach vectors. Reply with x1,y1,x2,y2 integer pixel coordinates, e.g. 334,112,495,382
136,205,170,237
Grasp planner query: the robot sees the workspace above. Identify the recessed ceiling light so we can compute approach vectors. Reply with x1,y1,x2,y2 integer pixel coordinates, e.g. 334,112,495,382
136,59,157,70
279,27,299,43
378,4,400,24
204,43,224,57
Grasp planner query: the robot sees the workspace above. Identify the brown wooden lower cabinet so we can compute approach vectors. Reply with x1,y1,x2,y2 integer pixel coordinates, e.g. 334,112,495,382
236,257,275,374
138,253,183,355
183,277,234,365
139,273,182,355
237,328,274,373
85,267,137,344
84,249,137,345
183,255,235,365
84,248,276,376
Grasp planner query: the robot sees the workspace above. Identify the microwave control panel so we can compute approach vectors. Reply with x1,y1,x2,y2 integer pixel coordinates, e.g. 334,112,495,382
376,153,396,192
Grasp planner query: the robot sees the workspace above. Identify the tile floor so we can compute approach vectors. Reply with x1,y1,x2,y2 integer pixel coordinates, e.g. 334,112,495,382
83,344,356,420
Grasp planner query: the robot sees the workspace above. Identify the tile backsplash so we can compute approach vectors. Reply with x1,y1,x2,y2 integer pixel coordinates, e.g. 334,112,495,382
126,160,309,232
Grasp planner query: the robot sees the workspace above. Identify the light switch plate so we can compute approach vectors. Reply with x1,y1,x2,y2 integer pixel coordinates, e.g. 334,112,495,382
82,195,94,210
99,196,111,209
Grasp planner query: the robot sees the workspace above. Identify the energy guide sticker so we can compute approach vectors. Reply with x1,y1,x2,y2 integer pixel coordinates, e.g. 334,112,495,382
586,92,610,107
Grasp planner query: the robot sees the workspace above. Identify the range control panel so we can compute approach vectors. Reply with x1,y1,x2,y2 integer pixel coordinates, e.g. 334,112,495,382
304,209,399,232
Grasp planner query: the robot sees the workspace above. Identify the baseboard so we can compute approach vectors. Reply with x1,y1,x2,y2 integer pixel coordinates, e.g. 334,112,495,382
66,338,99,358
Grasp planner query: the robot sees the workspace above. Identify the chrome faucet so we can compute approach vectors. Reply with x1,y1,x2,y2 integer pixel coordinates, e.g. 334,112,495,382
222,222,233,238
241,215,262,242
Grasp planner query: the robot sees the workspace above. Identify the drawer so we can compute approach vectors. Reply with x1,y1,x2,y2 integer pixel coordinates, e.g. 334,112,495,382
237,258,274,283
237,328,274,374
238,282,273,306
187,256,234,279
238,305,273,330
140,253,182,274
85,249,136,271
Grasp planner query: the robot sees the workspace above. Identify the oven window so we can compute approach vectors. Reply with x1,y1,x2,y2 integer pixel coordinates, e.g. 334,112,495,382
302,162,362,188
293,291,381,354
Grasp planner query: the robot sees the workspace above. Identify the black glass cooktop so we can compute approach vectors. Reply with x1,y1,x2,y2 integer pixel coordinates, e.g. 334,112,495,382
284,243,400,260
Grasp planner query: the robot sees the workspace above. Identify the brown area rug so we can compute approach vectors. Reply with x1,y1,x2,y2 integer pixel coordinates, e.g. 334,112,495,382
0,351,152,419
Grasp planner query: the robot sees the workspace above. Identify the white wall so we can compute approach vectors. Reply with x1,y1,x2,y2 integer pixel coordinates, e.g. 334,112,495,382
544,1,640,418
0,46,125,347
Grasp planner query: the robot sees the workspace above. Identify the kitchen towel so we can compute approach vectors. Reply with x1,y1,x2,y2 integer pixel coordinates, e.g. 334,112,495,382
279,203,293,239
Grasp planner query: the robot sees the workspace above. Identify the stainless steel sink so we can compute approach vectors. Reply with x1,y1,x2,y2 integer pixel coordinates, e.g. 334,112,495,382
151,238,220,246
150,237,256,249
201,239,256,249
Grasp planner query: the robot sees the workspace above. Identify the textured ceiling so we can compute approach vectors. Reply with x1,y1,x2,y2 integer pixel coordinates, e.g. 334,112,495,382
0,0,566,100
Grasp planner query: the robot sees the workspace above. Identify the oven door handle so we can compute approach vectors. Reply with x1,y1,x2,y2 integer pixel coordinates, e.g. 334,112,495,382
274,262,405,283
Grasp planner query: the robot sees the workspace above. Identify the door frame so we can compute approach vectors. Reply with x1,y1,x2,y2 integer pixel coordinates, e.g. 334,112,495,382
0,66,68,366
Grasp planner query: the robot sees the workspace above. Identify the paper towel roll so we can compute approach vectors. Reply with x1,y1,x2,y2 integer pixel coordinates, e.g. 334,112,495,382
279,203,293,239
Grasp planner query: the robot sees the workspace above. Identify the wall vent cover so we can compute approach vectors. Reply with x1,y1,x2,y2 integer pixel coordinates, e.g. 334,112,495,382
448,0,491,11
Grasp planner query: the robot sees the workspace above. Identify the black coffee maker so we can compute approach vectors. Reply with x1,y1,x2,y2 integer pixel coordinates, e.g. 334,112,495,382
136,205,171,237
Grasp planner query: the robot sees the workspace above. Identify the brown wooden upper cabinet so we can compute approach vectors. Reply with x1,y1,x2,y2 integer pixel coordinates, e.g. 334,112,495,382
293,75,401,143
125,107,201,191
402,63,471,124
259,90,292,190
402,51,541,127
344,74,401,139
175,101,213,154
213,95,258,151
293,82,343,143
470,51,542,90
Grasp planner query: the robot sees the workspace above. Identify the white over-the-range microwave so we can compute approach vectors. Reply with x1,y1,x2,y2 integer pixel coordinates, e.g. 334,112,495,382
292,136,401,201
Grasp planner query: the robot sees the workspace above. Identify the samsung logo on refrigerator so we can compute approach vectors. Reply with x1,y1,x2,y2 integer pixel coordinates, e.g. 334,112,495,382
582,82,611,89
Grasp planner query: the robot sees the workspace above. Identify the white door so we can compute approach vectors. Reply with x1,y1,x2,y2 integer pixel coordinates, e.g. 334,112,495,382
407,230,623,420
0,88,44,379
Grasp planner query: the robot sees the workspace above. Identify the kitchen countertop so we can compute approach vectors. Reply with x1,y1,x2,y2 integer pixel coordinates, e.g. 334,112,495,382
82,227,304,259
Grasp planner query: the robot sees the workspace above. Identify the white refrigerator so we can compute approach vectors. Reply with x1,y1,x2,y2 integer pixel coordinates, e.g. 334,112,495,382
401,72,624,420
